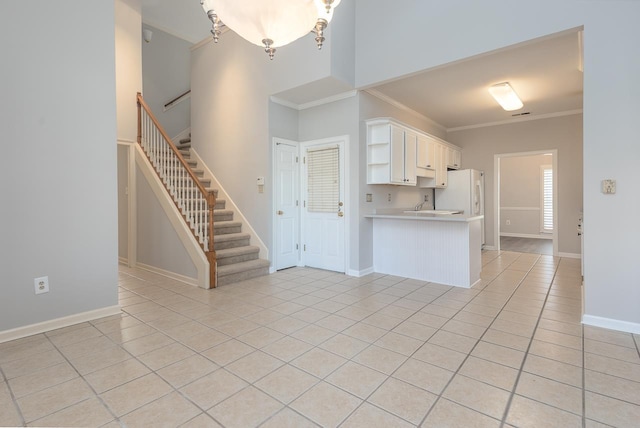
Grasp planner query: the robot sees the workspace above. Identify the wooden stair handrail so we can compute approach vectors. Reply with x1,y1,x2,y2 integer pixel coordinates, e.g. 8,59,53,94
137,93,210,199
137,92,217,287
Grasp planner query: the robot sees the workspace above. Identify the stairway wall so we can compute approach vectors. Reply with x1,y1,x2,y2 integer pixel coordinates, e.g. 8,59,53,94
135,164,198,281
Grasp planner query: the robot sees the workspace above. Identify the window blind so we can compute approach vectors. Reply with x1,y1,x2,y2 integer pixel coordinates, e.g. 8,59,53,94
542,167,553,232
307,146,339,213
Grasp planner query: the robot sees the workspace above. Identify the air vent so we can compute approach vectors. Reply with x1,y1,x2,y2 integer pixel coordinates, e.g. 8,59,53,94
511,112,531,117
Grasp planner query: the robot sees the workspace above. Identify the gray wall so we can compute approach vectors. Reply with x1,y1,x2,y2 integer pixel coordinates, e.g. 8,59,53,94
1,1,118,331
448,115,583,255
190,1,351,263
118,146,130,259
136,166,198,278
142,25,192,139
500,154,552,237
189,0,640,327
355,0,640,326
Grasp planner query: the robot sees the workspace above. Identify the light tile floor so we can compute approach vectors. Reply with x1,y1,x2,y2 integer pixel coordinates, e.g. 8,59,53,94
1,250,639,427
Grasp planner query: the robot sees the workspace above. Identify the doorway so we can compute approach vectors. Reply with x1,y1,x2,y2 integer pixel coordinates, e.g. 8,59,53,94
494,150,558,255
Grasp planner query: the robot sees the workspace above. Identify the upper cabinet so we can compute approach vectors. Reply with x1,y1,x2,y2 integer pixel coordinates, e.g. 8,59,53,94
446,147,461,170
367,121,417,186
366,118,461,187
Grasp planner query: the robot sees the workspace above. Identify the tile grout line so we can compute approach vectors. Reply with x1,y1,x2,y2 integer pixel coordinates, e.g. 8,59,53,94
498,256,562,426
0,365,27,427
417,253,548,426
582,322,586,428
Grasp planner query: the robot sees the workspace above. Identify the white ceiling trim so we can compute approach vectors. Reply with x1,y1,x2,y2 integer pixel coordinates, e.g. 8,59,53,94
270,90,358,111
365,89,446,132
447,109,583,133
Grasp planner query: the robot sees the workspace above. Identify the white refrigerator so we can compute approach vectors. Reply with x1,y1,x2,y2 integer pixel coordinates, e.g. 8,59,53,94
435,169,485,245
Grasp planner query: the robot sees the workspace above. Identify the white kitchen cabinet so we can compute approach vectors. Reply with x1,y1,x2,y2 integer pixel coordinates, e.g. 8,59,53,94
367,118,460,187
435,144,448,188
367,120,416,185
446,147,462,170
416,134,436,170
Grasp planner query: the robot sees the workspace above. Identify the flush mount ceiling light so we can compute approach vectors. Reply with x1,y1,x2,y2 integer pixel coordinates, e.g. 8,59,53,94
488,82,524,111
200,0,341,60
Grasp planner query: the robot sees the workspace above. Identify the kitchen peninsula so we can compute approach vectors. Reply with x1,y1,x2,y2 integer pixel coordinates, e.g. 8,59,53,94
365,211,483,288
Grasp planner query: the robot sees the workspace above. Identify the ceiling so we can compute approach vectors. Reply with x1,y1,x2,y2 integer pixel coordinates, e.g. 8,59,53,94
141,2,583,131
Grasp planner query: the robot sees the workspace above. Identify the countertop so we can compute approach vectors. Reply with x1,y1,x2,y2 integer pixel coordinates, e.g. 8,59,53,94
365,209,484,223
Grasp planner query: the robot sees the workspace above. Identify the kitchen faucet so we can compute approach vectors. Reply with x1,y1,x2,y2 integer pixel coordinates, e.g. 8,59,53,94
414,201,425,211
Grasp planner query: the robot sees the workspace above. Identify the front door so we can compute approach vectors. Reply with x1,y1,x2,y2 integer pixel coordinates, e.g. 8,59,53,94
301,139,345,273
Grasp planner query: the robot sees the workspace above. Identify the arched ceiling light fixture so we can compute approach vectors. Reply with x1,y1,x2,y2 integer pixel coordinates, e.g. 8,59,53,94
200,0,341,60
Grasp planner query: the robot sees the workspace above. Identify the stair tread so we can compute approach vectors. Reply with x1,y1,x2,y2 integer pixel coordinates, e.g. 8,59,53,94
179,137,191,144
217,259,270,276
217,246,260,258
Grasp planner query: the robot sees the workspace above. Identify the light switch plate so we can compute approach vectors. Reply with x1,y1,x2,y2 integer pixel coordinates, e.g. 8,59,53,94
601,179,616,194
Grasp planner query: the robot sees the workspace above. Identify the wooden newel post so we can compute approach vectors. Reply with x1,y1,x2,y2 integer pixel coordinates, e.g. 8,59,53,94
207,191,217,288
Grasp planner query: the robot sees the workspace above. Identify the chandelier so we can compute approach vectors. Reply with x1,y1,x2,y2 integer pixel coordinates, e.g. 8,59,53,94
200,0,341,59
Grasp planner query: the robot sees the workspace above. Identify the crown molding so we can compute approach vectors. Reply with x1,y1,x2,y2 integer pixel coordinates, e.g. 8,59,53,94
364,89,447,133
447,109,583,133
270,90,358,111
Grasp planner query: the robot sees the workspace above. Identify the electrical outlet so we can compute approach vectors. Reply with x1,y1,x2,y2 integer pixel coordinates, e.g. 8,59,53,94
601,179,616,194
34,276,49,294
388,193,391,202
424,194,429,202
506,219,511,226
366,193,372,202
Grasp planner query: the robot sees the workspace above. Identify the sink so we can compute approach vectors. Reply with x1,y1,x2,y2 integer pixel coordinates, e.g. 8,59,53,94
403,210,462,215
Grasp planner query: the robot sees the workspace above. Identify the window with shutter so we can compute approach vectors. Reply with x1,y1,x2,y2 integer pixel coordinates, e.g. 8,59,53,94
307,146,339,213
541,166,553,232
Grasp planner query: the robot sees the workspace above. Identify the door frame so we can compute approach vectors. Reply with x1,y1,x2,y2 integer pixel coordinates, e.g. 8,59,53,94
494,149,558,255
271,137,301,271
272,135,350,273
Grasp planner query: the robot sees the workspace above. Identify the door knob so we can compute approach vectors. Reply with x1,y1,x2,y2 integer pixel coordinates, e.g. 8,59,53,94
277,210,283,215
338,212,344,217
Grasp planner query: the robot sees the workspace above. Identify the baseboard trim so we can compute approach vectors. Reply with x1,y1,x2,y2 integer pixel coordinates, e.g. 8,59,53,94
0,305,121,344
582,314,640,334
500,232,552,240
483,245,497,251
348,267,374,278
136,262,199,287
118,256,128,265
557,252,581,259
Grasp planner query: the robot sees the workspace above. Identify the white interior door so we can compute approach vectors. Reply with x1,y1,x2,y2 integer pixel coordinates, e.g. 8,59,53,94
302,140,345,273
274,140,299,270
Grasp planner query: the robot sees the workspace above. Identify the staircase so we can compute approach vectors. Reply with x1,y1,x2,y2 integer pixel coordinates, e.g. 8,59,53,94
175,136,270,286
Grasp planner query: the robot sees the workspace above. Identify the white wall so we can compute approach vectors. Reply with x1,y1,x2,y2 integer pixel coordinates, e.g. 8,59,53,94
0,1,118,332
142,25,192,139
355,0,640,329
500,154,553,237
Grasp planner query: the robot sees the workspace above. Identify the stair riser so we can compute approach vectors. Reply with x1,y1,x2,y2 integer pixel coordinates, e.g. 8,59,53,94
214,238,250,251
214,213,233,222
217,251,259,266
217,266,270,286
214,225,242,235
